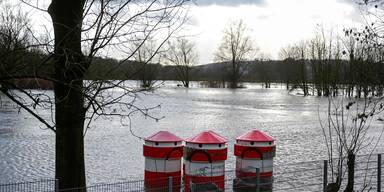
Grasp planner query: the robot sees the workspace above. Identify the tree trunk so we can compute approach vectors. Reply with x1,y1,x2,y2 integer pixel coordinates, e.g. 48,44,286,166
48,0,87,191
326,172,341,192
55,81,86,191
344,152,355,192
185,67,190,88
230,59,238,88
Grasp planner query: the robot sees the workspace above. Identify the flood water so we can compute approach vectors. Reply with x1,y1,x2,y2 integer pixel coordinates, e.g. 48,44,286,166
0,81,383,185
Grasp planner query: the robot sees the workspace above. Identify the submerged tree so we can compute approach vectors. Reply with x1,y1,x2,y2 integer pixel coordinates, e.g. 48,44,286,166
279,42,310,95
279,46,297,90
254,53,272,88
215,19,255,88
132,38,161,88
1,0,190,191
165,37,198,88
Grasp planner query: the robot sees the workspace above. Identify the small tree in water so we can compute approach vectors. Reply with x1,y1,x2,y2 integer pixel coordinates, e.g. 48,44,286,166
215,19,256,88
165,37,198,88
131,37,161,89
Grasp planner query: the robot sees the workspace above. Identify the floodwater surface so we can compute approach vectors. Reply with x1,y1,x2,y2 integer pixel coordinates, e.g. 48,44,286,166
0,82,383,185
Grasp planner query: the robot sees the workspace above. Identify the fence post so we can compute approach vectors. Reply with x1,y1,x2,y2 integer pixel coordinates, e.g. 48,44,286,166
168,176,173,192
323,160,328,192
189,178,193,192
256,167,260,192
378,154,382,192
55,179,59,192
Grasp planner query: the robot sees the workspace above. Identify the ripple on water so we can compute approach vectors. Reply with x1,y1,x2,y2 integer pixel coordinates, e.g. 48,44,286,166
0,85,383,185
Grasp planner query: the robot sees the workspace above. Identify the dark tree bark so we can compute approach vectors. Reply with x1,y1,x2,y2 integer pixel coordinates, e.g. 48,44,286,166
230,56,240,88
48,0,87,190
344,152,355,192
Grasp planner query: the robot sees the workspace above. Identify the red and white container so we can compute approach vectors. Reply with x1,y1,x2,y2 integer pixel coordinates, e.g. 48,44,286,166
233,130,276,191
184,131,227,192
143,131,183,191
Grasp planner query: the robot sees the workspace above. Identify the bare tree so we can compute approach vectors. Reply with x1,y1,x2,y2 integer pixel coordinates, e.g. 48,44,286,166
0,0,190,190
255,53,272,88
279,45,297,90
279,42,310,95
0,1,34,91
215,19,255,88
131,37,161,88
321,96,384,192
309,28,330,96
165,37,198,87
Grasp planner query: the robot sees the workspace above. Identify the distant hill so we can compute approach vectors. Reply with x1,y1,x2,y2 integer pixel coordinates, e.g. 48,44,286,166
85,59,296,83
5,52,384,93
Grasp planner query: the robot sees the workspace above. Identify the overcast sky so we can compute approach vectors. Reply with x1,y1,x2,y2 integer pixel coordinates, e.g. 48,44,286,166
23,0,364,64
188,0,363,64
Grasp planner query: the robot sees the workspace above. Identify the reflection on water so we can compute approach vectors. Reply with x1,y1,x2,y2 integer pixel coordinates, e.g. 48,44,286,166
0,82,383,184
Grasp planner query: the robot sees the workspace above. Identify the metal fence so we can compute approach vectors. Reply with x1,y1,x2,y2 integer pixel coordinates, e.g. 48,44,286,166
325,153,383,192
1,154,382,192
60,180,146,192
0,179,57,192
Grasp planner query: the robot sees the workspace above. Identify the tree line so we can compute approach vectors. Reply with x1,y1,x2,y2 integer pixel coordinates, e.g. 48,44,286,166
278,27,384,98
6,45,384,97
88,20,384,96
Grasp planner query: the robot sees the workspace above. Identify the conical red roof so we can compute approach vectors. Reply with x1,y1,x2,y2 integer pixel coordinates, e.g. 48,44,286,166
236,130,274,142
185,131,227,144
145,131,183,142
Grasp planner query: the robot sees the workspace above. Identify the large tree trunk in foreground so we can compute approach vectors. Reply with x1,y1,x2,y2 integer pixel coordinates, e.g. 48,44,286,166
55,81,86,191
48,0,87,190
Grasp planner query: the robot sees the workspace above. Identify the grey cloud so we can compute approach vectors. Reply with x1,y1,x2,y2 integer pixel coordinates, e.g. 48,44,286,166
195,0,266,7
336,0,355,4
336,0,362,6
